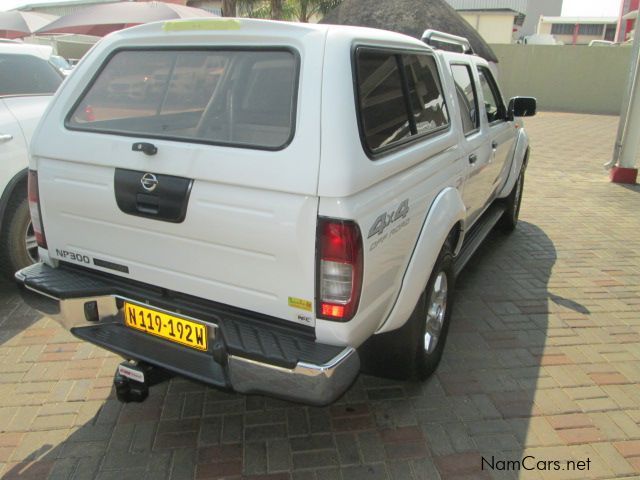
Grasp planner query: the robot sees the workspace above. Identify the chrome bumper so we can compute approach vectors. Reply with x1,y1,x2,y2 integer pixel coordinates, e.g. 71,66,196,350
229,347,360,405
16,268,360,406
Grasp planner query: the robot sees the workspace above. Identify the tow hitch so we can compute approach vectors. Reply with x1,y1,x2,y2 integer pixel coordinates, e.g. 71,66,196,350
113,361,172,403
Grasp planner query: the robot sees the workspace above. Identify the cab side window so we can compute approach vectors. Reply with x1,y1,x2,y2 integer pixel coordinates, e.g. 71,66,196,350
356,50,413,151
477,67,506,124
450,64,479,135
354,48,449,156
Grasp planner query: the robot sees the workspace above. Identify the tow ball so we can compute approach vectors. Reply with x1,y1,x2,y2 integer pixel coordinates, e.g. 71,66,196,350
113,361,172,403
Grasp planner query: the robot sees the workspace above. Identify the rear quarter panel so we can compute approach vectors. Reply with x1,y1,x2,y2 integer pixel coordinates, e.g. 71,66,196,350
0,96,51,191
316,32,467,347
0,99,28,195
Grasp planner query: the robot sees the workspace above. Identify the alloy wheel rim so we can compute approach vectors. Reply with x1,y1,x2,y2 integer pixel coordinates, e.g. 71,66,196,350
25,221,39,264
424,271,448,354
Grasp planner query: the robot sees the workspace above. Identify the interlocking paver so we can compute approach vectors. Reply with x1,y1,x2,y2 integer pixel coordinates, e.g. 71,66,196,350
0,112,639,479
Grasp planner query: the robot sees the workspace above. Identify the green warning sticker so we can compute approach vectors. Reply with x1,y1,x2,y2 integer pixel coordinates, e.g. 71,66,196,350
163,19,241,32
288,297,312,312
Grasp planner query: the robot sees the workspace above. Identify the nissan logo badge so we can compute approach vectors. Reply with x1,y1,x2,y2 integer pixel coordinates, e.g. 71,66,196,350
141,173,158,192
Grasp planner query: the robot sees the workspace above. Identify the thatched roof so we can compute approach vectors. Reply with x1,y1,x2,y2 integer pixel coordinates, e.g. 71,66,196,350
320,0,499,63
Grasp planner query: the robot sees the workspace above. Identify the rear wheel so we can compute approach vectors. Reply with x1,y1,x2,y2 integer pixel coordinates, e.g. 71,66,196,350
359,241,455,380
0,192,38,278
413,242,455,379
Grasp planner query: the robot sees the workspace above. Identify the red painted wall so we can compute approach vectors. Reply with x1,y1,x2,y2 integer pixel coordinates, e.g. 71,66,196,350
622,0,639,41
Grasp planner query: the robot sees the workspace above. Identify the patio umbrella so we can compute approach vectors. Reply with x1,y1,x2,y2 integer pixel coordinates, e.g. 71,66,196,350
36,1,216,37
320,0,499,63
0,11,58,39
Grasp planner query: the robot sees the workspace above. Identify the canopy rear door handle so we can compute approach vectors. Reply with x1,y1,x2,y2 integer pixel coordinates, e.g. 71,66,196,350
491,140,498,149
132,142,157,156
468,153,477,165
0,134,13,144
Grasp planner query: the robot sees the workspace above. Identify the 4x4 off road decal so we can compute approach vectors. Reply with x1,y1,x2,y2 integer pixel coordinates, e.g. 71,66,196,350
368,199,411,252
368,199,410,238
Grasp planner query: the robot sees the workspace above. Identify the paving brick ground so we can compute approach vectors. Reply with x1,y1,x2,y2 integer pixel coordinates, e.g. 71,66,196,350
0,112,639,480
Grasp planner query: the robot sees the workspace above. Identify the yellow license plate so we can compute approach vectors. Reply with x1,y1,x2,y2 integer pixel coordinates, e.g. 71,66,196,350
124,302,208,351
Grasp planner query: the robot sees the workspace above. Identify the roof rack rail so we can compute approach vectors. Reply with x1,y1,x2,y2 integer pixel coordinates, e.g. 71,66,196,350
421,29,473,55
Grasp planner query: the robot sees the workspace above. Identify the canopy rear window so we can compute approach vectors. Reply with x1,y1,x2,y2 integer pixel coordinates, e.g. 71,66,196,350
67,49,299,150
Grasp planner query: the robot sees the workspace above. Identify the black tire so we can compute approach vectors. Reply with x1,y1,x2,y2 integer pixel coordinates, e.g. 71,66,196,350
499,166,525,233
359,241,455,380
0,191,38,278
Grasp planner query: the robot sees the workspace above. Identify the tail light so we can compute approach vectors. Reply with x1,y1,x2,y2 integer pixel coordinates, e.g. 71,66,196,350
316,218,363,321
27,170,47,249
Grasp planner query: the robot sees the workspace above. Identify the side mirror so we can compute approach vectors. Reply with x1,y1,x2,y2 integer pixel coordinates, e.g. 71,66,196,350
507,96,537,120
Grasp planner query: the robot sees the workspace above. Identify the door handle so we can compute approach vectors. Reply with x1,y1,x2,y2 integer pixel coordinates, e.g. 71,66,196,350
132,142,157,156
0,134,13,144
468,153,477,165
491,140,498,149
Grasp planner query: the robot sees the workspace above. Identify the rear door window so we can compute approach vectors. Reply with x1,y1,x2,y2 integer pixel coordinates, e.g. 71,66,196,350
67,49,299,150
450,64,479,135
354,48,449,156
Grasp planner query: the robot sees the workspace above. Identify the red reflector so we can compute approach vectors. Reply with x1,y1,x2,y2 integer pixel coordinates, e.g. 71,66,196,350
321,303,345,319
320,222,358,263
27,170,47,249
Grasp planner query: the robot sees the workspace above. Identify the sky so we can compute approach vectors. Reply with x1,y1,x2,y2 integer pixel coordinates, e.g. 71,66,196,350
0,0,626,16
0,0,79,12
561,0,622,17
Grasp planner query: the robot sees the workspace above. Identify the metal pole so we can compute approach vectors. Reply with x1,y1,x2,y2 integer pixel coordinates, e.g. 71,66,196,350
607,8,640,169
615,0,625,43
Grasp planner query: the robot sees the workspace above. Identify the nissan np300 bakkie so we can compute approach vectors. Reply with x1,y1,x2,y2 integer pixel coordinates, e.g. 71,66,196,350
17,19,535,405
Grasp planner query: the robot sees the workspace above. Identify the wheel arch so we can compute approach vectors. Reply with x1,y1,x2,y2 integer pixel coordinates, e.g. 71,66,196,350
0,168,28,238
375,186,465,335
498,128,530,199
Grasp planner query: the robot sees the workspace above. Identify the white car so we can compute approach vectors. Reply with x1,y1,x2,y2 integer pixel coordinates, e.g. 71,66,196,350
49,54,74,76
522,34,563,45
16,19,535,405
588,40,616,47
0,43,62,275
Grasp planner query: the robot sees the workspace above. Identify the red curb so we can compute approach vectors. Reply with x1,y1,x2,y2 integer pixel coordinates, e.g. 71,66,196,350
610,166,638,184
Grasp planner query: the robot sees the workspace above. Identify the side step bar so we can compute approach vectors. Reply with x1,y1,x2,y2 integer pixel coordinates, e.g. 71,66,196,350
454,203,505,276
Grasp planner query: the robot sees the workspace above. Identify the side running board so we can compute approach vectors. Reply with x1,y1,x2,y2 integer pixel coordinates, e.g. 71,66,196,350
454,203,505,276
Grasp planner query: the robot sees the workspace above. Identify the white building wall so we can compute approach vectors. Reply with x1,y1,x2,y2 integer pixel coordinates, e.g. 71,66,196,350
538,21,614,45
461,12,516,44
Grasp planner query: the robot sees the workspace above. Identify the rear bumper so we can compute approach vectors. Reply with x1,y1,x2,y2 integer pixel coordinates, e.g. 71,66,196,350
16,263,359,406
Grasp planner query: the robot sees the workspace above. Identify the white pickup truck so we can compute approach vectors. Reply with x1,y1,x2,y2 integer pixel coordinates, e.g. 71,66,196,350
16,19,535,405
